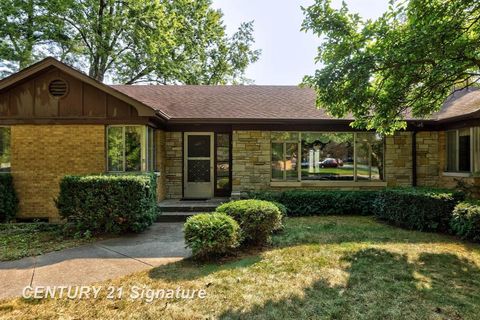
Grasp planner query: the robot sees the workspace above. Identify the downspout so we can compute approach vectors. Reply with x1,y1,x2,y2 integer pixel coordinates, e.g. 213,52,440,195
412,131,417,187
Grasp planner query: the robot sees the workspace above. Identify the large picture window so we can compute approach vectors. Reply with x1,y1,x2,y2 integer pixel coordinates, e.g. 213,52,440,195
271,132,384,182
107,126,156,172
0,127,11,172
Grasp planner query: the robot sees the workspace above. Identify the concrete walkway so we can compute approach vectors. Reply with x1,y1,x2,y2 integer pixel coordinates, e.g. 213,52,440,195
0,223,189,300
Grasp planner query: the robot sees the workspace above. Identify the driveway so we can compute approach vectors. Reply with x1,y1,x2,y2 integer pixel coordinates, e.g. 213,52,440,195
0,223,189,300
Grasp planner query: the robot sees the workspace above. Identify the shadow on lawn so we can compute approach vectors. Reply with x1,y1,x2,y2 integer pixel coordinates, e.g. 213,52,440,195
148,252,263,282
218,248,480,320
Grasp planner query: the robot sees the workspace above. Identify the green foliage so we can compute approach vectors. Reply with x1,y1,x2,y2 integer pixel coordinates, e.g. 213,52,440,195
184,212,240,259
451,201,480,242
302,0,480,134
248,190,379,216
0,174,18,222
373,188,464,232
0,0,67,75
56,173,157,235
0,0,260,84
216,200,283,245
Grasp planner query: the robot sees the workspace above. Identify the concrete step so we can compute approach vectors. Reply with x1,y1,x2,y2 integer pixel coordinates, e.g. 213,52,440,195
158,204,218,213
158,198,229,213
156,212,200,222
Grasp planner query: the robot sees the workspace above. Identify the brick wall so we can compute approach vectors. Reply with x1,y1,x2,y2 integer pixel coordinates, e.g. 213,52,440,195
165,131,182,198
11,125,105,221
232,131,272,194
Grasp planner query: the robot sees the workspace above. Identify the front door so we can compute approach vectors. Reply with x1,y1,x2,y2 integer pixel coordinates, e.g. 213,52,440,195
184,132,214,199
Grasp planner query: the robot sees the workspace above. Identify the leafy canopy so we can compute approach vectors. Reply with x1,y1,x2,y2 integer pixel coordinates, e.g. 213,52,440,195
0,0,260,84
302,0,480,134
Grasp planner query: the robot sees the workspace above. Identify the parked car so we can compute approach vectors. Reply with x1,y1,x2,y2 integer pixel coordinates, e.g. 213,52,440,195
321,158,338,168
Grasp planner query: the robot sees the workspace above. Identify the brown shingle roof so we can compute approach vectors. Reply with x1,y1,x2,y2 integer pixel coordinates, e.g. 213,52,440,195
432,87,480,121
111,84,480,122
111,85,342,121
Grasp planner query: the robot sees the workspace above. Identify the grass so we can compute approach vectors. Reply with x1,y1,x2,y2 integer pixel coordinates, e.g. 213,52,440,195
2,216,480,319
0,223,97,261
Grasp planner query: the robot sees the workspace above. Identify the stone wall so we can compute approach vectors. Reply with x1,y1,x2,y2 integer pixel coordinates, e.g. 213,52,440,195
416,131,440,187
155,130,166,201
165,131,182,198
11,125,105,221
385,131,413,187
231,130,271,195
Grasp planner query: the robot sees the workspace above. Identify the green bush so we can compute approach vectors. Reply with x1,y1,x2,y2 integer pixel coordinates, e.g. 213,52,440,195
0,174,18,222
451,201,480,242
56,173,157,235
216,200,283,245
184,213,240,259
248,190,379,216
373,188,464,232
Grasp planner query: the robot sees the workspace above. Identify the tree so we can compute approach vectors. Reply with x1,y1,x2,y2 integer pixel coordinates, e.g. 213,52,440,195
0,0,66,76
0,0,260,84
302,0,480,134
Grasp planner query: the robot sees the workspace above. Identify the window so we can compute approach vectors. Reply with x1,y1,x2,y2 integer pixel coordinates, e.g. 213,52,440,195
0,127,10,172
107,126,156,172
271,132,299,181
446,128,472,173
216,133,231,192
271,132,384,181
301,133,354,180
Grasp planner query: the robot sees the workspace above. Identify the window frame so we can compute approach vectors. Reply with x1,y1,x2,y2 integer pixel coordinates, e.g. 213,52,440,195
445,128,474,173
270,131,385,182
0,126,11,173
270,135,301,182
106,125,156,173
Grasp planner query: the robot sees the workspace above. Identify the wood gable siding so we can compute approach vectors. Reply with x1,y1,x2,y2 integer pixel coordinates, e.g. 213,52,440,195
0,68,138,120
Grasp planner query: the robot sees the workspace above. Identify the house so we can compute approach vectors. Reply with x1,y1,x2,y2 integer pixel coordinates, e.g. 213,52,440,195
0,57,479,222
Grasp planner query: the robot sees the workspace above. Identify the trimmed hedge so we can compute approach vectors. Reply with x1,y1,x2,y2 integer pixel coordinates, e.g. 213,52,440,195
373,188,464,232
56,173,157,235
248,190,379,216
216,200,283,245
450,201,480,242
0,174,18,222
184,213,240,259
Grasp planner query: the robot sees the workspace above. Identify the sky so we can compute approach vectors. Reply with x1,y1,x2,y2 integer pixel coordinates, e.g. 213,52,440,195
211,0,390,85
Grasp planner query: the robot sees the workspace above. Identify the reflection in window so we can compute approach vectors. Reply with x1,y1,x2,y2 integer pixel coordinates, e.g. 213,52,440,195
271,132,384,181
301,133,353,180
356,133,384,181
271,143,284,179
446,128,471,172
0,127,11,172
107,126,155,172
216,133,230,192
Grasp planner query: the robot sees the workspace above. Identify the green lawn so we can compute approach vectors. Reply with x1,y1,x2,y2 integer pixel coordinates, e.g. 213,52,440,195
2,216,480,319
0,223,97,261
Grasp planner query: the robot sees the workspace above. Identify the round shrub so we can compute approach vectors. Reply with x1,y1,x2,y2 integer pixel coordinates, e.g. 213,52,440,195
184,213,240,259
216,200,283,245
451,201,480,242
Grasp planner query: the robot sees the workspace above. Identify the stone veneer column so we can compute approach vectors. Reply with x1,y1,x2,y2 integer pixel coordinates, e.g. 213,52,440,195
415,131,439,186
165,132,183,198
231,130,271,196
155,130,166,201
384,131,413,187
